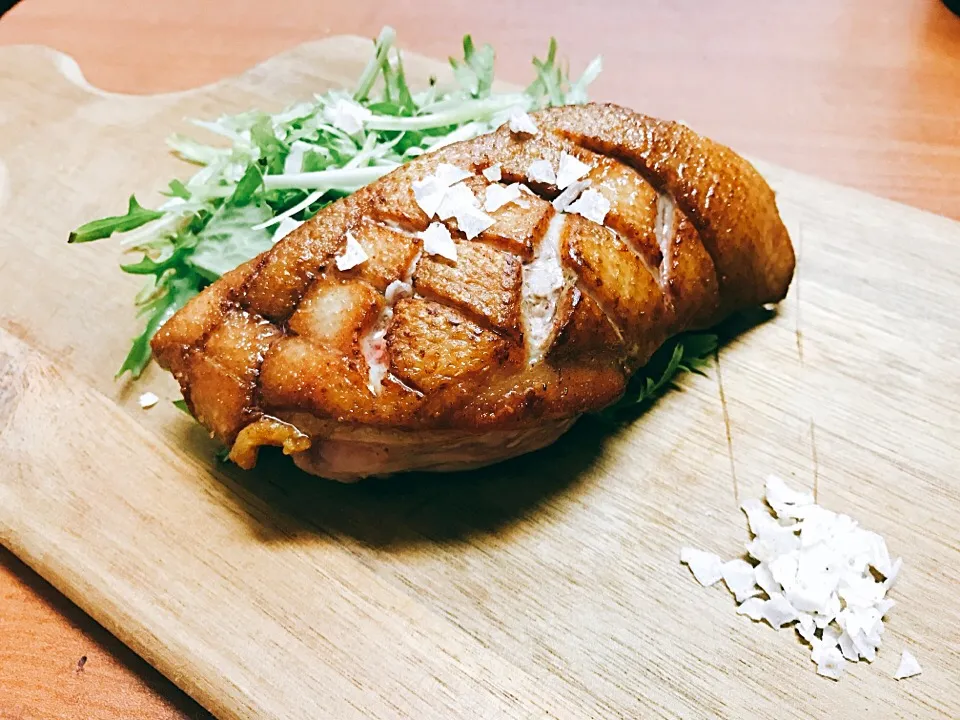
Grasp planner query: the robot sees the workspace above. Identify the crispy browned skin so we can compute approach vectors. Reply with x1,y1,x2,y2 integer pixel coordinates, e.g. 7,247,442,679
152,103,795,471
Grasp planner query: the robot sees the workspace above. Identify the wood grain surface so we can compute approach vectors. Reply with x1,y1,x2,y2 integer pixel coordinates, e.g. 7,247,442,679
0,2,958,718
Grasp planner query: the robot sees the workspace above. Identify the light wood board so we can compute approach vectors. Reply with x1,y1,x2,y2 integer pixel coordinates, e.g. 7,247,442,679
0,36,958,720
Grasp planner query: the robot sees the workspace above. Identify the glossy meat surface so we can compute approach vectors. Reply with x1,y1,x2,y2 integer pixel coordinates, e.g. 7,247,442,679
151,103,795,478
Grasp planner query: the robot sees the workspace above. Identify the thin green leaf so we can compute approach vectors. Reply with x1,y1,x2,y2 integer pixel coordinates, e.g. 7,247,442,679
227,164,263,207
599,333,719,421
68,195,165,243
250,116,289,174
172,399,190,413
162,179,192,199
117,275,200,378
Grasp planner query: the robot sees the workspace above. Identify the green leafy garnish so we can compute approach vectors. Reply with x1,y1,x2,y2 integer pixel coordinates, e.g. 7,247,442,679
67,28,723,431
172,399,190,413
69,27,601,378
599,333,719,422
68,195,164,243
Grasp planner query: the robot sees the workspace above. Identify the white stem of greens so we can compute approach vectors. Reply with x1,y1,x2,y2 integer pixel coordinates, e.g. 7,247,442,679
251,190,325,230
118,211,191,249
262,165,396,190
354,26,397,101
364,95,523,131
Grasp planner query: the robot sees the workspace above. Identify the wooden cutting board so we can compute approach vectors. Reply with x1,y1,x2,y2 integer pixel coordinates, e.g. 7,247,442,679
1,35,958,720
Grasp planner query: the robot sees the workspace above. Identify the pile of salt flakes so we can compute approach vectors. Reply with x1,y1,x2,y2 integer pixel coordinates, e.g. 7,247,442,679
681,476,922,681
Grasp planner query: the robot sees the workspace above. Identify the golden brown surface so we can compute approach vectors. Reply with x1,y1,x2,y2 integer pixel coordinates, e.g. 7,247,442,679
151,104,795,464
1,2,958,717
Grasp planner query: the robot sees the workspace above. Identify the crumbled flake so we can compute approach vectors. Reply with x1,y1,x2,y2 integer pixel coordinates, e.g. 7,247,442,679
413,165,474,219
526,159,557,185
138,392,159,409
876,598,896,617
894,650,922,680
431,182,494,239
766,475,814,518
323,97,371,134
484,183,523,212
796,614,817,644
419,222,457,262
769,552,800,593
813,644,846,680
434,163,473,187
508,109,539,135
437,182,480,221
737,598,766,622
680,475,907,682
552,179,591,213
457,205,495,240
746,522,800,564
482,163,502,182
680,547,723,587
884,557,903,590
335,231,369,271
413,176,447,218
754,562,782,597
556,151,592,189
566,189,611,225
838,631,859,662
762,593,799,629
722,560,761,603
384,280,413,305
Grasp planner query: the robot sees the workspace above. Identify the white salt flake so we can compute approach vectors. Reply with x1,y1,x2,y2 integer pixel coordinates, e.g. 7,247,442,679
876,598,896,617
138,392,159,409
384,280,413,305
721,560,761,603
335,231,369,271
761,593,800,629
482,163,502,182
769,552,800,593
737,597,766,622
484,183,523,213
894,650,922,680
566,189,610,225
413,176,447,218
434,163,473,187
556,151,592,189
419,222,457,262
884,557,904,590
413,164,474,219
526,159,557,185
436,182,480,221
456,205,495,240
813,644,846,680
681,475,907,682
754,562,782,597
746,522,800,564
838,631,860,662
766,475,815,518
741,498,778,537
508,109,539,135
680,547,723,587
323,97,372,134
552,179,591,213
796,614,817,644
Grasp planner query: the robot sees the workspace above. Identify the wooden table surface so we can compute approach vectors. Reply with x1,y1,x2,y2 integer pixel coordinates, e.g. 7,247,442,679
1,1,958,717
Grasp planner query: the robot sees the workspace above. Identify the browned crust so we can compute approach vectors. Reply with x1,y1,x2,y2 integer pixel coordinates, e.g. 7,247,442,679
151,103,795,455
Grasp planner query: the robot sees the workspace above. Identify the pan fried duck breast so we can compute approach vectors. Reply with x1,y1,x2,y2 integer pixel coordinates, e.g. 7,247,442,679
151,103,795,481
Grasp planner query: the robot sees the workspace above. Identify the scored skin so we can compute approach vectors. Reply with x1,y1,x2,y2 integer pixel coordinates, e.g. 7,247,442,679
151,103,795,477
